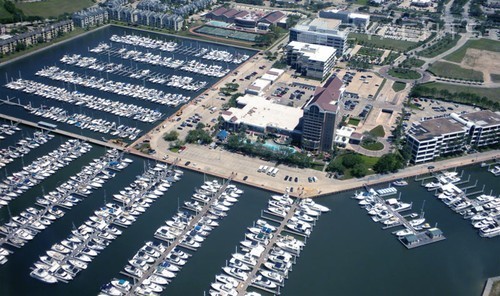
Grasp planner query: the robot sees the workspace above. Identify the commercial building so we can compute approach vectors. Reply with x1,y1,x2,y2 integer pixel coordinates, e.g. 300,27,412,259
319,9,370,29
406,111,500,164
289,18,348,56
411,0,432,7
220,94,303,140
301,76,344,151
205,7,285,29
245,79,272,96
285,41,336,80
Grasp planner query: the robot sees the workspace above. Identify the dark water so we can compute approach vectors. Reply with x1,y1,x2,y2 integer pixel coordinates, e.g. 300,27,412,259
0,27,499,296
0,133,498,296
0,25,257,143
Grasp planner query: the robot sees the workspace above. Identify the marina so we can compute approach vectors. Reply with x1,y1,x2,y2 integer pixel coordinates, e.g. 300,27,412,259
5,79,163,123
28,161,182,284
353,187,446,249
422,172,500,238
0,130,54,169
59,54,208,91
108,34,250,64
0,139,92,209
0,99,142,141
99,177,243,295
0,149,127,264
92,46,232,78
206,191,329,295
35,66,191,107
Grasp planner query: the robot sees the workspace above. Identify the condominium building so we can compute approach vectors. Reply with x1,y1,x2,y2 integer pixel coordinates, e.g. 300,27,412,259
289,18,348,56
72,7,109,28
285,41,336,80
0,20,74,55
407,118,468,164
301,76,344,151
452,111,500,148
406,111,500,164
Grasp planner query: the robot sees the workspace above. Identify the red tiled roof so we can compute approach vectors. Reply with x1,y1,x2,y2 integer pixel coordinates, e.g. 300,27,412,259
234,11,249,18
261,11,285,23
309,76,343,112
210,7,228,16
223,9,240,18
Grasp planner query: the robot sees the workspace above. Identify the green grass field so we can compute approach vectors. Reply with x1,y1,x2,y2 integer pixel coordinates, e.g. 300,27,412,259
349,33,416,52
356,46,385,58
399,57,425,68
0,0,13,20
388,68,422,80
362,141,384,151
369,125,386,137
348,118,361,126
16,0,94,18
392,81,407,92
419,34,460,58
491,73,500,83
428,61,484,81
329,153,379,179
417,82,499,102
444,39,500,63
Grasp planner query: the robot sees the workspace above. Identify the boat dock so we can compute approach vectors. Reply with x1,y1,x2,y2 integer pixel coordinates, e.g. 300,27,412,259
124,173,235,295
235,202,300,296
357,189,446,249
0,112,124,150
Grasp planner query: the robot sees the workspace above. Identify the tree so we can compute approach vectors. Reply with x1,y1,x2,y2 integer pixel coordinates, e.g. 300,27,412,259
351,163,368,178
342,154,362,168
196,122,205,130
185,129,212,144
163,131,179,141
373,153,404,174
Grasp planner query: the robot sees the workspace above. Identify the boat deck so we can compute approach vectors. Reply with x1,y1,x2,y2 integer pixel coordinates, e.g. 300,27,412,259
235,201,300,296
124,173,235,295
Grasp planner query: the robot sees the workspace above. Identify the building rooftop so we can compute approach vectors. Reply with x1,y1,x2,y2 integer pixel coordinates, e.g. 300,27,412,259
306,76,344,113
459,110,500,127
287,41,336,62
309,18,341,30
411,118,466,140
210,7,228,16
221,94,302,132
261,11,285,23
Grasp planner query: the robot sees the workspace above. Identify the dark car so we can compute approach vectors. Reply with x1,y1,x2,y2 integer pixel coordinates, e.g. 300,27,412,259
427,165,435,170
284,175,289,181
294,177,298,182
185,161,191,166
243,176,248,181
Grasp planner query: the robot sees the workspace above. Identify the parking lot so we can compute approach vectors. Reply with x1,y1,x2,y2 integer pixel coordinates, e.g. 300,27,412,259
267,79,317,108
406,98,478,124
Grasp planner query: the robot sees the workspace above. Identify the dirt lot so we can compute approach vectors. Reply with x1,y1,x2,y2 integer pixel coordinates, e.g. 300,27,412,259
461,48,500,83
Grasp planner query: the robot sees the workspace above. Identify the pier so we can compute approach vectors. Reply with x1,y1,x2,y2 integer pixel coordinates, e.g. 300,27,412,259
235,201,300,295
0,113,124,150
124,173,236,295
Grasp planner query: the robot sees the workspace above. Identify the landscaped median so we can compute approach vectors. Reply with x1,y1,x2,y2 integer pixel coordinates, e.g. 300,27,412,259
387,67,422,80
428,61,484,82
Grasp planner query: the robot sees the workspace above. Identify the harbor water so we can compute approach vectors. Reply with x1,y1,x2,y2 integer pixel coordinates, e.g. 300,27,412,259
0,125,498,296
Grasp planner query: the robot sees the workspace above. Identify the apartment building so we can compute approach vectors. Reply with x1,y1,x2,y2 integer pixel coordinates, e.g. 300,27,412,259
406,111,500,164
